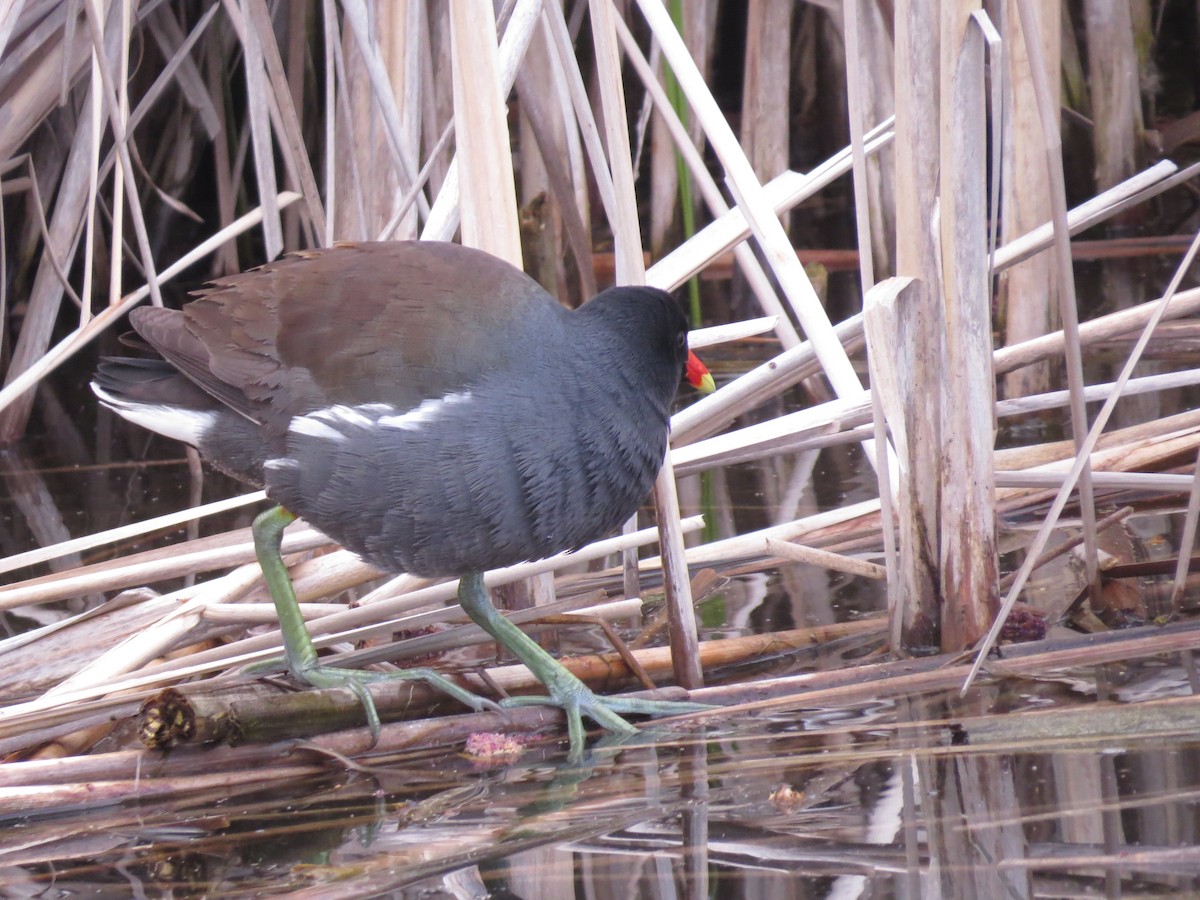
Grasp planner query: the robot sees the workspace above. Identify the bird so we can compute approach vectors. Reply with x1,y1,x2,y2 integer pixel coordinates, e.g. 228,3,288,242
92,240,715,757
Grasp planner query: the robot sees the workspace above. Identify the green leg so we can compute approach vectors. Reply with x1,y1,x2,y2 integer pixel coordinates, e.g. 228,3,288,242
456,572,709,759
251,506,499,742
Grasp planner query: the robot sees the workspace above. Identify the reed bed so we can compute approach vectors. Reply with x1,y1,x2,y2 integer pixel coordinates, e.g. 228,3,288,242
0,0,1198,791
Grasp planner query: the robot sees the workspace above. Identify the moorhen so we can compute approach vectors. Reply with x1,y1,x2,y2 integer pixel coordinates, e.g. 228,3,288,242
93,240,714,756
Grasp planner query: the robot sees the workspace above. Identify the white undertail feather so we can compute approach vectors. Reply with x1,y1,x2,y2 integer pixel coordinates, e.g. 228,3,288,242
91,383,215,447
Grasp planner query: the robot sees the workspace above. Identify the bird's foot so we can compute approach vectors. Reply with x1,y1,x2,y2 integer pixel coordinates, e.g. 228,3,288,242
500,681,712,758
249,657,501,745
249,507,500,747
454,572,713,760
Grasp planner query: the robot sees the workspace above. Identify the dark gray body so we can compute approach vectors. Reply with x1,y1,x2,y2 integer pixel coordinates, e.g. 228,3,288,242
93,241,689,576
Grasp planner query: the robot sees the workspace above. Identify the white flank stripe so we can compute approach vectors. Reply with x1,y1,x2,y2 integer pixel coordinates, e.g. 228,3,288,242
379,391,473,432
312,404,377,429
356,402,397,416
289,415,348,442
263,458,298,475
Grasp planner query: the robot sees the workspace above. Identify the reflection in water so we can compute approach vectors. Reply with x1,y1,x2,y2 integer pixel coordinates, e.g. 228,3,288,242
4,676,1200,896
680,738,710,900
910,694,1030,899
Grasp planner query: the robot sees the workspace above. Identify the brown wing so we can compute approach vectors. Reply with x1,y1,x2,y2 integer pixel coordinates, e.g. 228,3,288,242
132,241,563,429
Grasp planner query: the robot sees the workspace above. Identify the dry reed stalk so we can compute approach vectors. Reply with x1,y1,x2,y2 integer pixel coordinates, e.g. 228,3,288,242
0,761,327,815
891,0,941,651
811,35,889,628
240,0,326,244
0,521,329,611
671,316,864,446
999,0,1059,400
1,69,102,435
997,471,1195,492
0,5,92,162
0,590,664,756
862,277,918,636
0,490,265,578
612,13,801,349
999,430,1200,512
0,191,301,416
0,2,26,64
225,0,282,258
997,367,1200,419
844,0,897,279
586,1,702,686
0,706,566,804
997,407,1200,472
995,285,1200,374
339,0,425,218
672,394,859,476
81,0,162,307
128,616,883,749
968,225,1200,687
1170,447,1200,612
1085,0,1144,196
2,3,1199,780
422,0,541,242
647,0,715,260
994,159,1195,271
649,123,895,290
938,4,998,648
0,518,706,735
686,317,778,349
739,0,792,220
515,22,592,296
687,617,1200,718
637,0,869,424
1016,0,1102,609
672,412,1197,594
449,0,520,263
763,538,886,581
843,0,878,291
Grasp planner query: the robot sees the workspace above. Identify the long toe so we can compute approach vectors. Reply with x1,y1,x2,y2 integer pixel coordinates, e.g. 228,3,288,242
597,696,712,717
295,664,500,739
508,689,716,759
359,666,503,714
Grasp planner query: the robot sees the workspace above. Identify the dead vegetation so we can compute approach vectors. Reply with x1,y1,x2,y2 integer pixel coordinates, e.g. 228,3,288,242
1,6,1200,889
